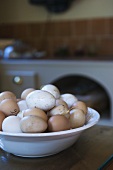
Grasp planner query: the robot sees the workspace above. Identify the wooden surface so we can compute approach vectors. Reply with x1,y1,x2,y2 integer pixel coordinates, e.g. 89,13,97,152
0,125,113,170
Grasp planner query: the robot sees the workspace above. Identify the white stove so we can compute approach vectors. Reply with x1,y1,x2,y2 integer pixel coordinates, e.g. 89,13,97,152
0,59,113,126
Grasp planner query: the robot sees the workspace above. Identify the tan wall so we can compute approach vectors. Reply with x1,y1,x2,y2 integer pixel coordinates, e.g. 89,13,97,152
0,0,113,23
0,0,113,58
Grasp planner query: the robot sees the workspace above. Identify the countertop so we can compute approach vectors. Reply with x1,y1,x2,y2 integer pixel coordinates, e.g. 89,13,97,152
0,125,113,170
1,55,113,61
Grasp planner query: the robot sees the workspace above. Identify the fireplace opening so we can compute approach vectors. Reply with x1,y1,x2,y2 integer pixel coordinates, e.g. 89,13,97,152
51,74,110,119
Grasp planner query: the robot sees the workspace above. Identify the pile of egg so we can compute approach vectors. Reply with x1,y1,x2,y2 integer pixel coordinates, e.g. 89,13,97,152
0,84,88,133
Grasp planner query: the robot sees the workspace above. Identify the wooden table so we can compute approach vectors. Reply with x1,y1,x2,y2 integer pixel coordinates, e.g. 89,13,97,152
0,125,113,170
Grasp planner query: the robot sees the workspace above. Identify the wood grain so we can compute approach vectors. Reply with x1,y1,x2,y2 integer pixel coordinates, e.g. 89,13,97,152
0,125,113,170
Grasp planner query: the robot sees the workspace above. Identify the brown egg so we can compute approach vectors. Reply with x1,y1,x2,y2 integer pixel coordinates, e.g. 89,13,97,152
70,108,86,128
0,99,20,116
0,91,16,103
23,108,48,122
72,101,87,115
20,115,48,133
55,99,69,108
48,115,70,132
47,104,70,119
21,88,35,100
0,111,6,131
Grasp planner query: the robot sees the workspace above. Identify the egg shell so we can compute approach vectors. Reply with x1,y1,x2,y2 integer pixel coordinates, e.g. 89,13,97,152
20,115,48,133
21,88,35,100
60,93,78,108
16,98,22,102
0,91,16,103
0,99,20,116
41,84,60,99
0,111,6,131
26,90,56,111
47,105,69,117
17,111,24,119
23,108,48,122
72,101,88,115
55,99,68,108
48,115,71,132
17,100,28,111
69,108,86,128
2,116,22,133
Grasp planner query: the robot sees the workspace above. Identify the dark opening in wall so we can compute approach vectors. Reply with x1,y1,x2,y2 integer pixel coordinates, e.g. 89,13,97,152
51,74,110,118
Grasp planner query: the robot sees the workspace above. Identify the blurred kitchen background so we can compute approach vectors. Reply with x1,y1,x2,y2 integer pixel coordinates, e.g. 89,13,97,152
0,0,113,59
0,0,113,126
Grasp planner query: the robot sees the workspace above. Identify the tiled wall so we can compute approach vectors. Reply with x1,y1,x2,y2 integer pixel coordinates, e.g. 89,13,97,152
0,17,113,58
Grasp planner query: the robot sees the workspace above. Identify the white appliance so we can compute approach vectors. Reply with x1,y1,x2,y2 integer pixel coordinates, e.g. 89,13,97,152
0,59,113,126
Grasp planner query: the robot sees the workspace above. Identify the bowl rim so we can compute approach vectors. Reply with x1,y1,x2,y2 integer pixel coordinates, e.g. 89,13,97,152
0,107,100,138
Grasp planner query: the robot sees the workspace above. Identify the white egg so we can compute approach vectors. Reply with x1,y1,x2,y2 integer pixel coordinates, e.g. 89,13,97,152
26,90,56,111
60,93,78,108
2,116,22,133
17,111,24,119
17,100,28,111
41,84,60,99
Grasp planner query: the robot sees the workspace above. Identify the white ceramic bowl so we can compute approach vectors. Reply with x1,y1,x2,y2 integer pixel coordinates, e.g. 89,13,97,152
0,107,100,158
